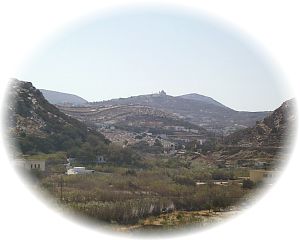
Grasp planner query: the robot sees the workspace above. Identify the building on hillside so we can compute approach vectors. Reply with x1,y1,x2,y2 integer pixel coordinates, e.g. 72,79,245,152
14,159,46,171
96,155,106,163
161,140,175,149
254,161,271,169
189,129,199,134
249,170,279,183
197,139,206,145
164,126,174,130
174,126,187,131
161,140,177,154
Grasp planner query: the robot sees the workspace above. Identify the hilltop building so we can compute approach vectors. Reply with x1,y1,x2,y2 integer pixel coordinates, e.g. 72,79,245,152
159,90,166,95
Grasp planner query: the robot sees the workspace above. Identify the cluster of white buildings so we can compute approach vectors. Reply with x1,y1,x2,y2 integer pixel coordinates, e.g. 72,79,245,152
164,125,200,133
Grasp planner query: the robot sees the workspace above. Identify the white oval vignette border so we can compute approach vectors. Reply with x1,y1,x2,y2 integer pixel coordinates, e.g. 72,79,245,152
0,1,299,240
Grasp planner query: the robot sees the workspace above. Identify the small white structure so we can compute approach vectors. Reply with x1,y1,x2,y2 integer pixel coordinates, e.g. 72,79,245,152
189,129,199,134
177,150,186,154
161,140,175,149
254,161,268,169
174,126,186,131
14,159,46,171
66,167,95,175
67,157,76,163
96,155,106,163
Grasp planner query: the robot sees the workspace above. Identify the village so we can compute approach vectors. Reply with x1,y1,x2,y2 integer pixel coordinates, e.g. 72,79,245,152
98,124,207,153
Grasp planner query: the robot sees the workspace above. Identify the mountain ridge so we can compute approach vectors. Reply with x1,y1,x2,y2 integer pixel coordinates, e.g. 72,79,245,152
177,93,227,108
87,92,269,135
39,89,88,105
25,86,271,135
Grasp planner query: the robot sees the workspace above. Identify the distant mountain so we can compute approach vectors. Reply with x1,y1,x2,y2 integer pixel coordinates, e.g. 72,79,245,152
40,89,88,105
224,99,296,147
86,92,269,135
177,93,226,108
7,79,108,154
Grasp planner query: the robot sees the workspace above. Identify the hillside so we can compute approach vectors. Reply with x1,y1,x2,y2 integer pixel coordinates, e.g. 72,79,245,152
177,93,225,108
88,92,269,135
58,103,212,147
6,79,108,156
224,99,296,147
40,89,88,105
59,104,209,134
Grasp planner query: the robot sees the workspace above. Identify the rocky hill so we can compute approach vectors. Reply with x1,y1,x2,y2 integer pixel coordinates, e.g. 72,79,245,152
6,79,108,155
224,99,296,147
87,91,269,135
177,93,225,108
40,89,88,105
59,104,208,133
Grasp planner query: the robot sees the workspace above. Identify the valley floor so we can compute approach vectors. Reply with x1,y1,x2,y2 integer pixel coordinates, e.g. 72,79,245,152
20,150,275,233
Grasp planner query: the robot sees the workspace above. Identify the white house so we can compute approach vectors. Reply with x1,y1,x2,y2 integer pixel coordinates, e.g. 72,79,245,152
96,155,106,163
189,129,199,134
197,139,206,145
161,140,175,149
66,167,95,175
174,126,187,131
14,159,46,171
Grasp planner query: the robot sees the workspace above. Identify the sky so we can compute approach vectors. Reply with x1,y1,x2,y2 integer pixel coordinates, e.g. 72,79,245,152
16,8,292,111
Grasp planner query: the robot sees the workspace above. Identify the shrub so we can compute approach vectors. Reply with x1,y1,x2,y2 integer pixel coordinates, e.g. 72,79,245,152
242,179,255,189
173,175,196,186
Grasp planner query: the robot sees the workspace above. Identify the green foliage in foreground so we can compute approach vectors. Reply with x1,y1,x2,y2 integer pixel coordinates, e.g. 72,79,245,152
40,164,250,225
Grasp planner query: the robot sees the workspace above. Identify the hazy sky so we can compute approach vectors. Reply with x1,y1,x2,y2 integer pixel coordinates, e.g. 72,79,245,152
16,8,292,111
